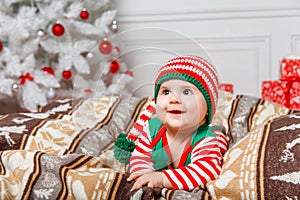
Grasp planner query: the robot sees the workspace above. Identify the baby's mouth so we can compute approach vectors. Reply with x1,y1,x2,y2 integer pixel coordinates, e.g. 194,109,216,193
168,110,184,114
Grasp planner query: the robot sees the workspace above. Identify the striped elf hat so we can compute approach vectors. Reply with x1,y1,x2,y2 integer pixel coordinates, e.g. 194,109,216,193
154,55,219,124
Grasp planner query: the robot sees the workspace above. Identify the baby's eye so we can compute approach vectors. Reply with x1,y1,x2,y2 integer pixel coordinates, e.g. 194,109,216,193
183,89,193,95
161,89,170,95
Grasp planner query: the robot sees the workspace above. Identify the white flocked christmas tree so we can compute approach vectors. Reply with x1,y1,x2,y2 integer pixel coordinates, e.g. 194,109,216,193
0,0,133,111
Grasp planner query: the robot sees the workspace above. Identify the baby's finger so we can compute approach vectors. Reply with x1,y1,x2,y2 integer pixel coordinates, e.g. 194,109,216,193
127,174,134,181
127,173,140,181
130,178,148,191
147,182,154,188
130,182,139,191
147,181,163,188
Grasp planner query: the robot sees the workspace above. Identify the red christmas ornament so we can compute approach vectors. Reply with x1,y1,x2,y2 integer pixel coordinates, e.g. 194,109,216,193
52,23,65,37
110,60,120,74
62,70,72,79
0,41,3,52
99,38,113,55
42,67,55,75
126,70,134,77
115,46,121,53
80,9,89,20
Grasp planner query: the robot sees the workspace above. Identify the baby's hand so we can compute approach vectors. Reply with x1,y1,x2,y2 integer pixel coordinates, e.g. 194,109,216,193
127,169,153,182
129,171,171,191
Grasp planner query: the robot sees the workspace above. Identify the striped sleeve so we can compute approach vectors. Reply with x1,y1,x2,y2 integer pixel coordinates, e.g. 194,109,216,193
215,128,228,155
129,123,154,174
210,123,229,155
162,136,222,191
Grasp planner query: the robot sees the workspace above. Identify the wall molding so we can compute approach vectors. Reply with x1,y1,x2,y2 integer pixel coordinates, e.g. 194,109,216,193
113,0,300,97
121,34,271,96
291,34,300,54
118,9,300,23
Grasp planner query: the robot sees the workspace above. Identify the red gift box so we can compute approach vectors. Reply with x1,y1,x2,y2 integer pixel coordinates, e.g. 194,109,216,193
218,83,234,94
262,80,289,106
262,80,300,110
289,81,300,110
280,57,300,81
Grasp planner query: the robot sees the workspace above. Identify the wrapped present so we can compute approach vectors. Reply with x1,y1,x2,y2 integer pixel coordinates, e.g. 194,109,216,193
262,80,289,106
262,80,300,110
280,56,300,81
218,83,234,94
289,81,300,110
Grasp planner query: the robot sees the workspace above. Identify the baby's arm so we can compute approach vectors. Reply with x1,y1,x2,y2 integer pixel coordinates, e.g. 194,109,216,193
128,171,173,191
129,125,154,174
128,123,155,179
128,123,174,190
162,136,222,191
210,123,228,155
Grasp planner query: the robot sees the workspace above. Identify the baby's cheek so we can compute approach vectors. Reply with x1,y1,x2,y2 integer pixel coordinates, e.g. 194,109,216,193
155,105,165,118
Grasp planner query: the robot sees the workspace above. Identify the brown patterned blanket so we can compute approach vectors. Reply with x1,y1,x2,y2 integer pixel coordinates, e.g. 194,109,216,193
0,93,299,199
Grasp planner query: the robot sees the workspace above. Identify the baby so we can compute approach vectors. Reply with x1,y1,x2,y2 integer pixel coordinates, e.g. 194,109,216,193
127,55,228,191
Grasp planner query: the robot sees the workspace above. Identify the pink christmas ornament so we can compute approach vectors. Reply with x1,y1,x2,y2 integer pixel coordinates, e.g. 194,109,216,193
99,38,113,55
126,70,134,77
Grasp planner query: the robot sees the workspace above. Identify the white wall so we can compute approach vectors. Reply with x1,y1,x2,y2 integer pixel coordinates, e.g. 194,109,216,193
112,0,300,97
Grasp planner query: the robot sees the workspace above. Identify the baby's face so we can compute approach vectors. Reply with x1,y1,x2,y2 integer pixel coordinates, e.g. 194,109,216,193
156,79,207,132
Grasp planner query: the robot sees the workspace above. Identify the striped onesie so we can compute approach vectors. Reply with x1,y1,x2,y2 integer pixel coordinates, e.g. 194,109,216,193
130,117,228,191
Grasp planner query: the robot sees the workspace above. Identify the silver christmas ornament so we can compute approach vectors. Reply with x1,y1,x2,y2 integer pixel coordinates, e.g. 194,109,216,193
37,29,47,40
46,88,56,99
11,83,19,93
86,52,94,59
112,20,117,25
111,20,118,32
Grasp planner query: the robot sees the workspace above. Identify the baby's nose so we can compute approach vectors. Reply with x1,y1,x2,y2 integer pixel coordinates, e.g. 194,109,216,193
169,93,181,103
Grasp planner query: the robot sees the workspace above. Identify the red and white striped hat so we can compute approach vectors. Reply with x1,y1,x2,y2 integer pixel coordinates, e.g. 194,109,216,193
154,55,219,124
